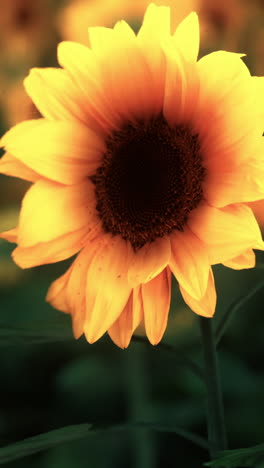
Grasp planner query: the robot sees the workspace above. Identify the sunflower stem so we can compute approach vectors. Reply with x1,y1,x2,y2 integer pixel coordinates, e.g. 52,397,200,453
199,317,227,460
125,345,156,468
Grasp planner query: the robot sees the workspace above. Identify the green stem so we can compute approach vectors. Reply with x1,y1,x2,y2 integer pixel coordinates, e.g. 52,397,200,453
199,317,227,460
125,345,155,468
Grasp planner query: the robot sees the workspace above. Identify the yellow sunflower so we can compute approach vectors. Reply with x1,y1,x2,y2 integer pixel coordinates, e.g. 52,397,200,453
1,4,264,348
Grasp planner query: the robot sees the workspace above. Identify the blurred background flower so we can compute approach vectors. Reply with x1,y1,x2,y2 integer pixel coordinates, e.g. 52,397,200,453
0,2,264,467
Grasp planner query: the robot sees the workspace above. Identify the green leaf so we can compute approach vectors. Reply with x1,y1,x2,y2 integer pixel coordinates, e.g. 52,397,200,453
0,424,93,464
0,421,208,464
0,320,73,346
205,443,264,467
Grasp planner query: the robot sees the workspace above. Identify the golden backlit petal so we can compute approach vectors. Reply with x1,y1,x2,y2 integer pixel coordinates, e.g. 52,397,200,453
24,68,90,125
13,226,89,269
17,179,97,247
128,236,171,286
195,52,260,163
58,41,120,133
180,268,216,318
206,240,263,265
197,51,250,89
88,26,116,51
0,152,40,182
163,37,199,125
204,159,264,208
173,12,199,62
108,286,143,349
89,23,157,122
189,203,263,247
46,267,73,314
66,238,102,339
84,236,132,344
137,4,170,114
223,249,256,270
0,227,18,243
1,119,104,184
142,268,171,345
169,228,209,300
138,3,171,41
113,19,136,39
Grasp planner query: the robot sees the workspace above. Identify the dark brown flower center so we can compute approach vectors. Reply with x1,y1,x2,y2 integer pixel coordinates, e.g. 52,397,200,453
92,115,205,250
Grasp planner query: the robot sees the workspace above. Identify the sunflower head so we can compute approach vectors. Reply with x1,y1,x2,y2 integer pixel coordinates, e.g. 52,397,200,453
1,3,264,348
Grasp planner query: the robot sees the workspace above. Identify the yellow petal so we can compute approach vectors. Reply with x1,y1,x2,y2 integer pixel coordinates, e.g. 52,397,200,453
162,37,199,126
1,119,104,185
46,267,72,314
142,267,171,345
13,226,89,268
206,241,263,265
223,249,256,270
66,238,102,339
89,23,157,122
138,4,171,42
180,268,216,317
57,41,120,133
84,236,132,343
137,4,170,114
128,236,171,286
189,203,263,247
108,286,143,349
0,153,40,182
204,159,264,208
17,179,97,247
169,228,209,300
0,227,18,243
173,12,199,63
24,68,91,126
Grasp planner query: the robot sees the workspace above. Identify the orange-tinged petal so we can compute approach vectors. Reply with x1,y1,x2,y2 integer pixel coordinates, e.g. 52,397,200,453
66,238,103,338
189,203,263,247
57,41,120,133
1,119,104,185
206,241,263,265
108,286,143,349
46,267,72,314
0,153,40,182
142,267,171,345
24,68,91,126
195,51,261,168
17,179,98,247
13,226,89,268
163,37,199,125
197,51,250,95
89,23,157,122
0,227,18,243
204,159,264,208
223,249,256,270
138,3,171,42
180,268,216,317
173,12,199,63
137,4,170,114
84,236,132,343
169,228,209,300
128,236,171,286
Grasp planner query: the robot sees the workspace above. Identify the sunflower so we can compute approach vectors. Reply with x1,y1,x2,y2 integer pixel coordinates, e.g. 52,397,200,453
1,4,264,348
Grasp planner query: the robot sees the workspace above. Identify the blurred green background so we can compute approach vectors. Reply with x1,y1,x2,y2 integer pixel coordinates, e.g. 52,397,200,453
1,1,264,467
